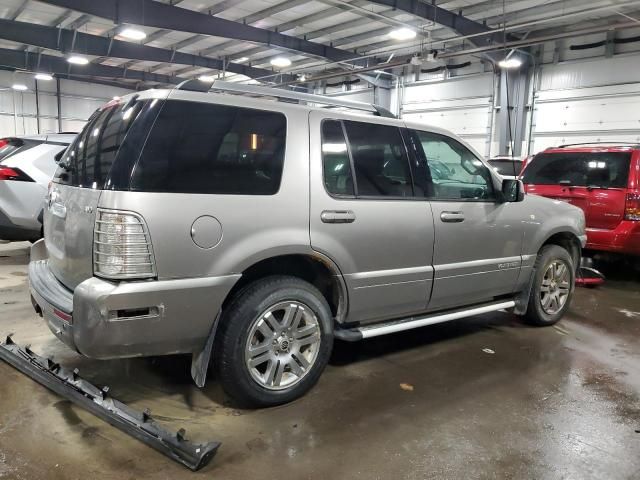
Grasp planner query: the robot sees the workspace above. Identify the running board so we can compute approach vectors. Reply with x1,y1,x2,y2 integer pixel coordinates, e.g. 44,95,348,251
334,300,516,341
0,335,220,471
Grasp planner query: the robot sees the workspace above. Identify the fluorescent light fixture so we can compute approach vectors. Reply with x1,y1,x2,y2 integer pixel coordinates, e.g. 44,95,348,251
119,27,147,40
388,27,416,41
198,75,216,82
270,57,291,68
11,84,28,91
232,57,249,63
112,96,121,100
34,73,53,81
498,58,522,69
67,55,89,65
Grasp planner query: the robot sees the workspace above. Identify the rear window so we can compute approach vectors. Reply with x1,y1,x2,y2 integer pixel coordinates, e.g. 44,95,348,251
488,159,521,176
130,101,287,195
522,152,631,188
55,100,147,188
0,138,40,162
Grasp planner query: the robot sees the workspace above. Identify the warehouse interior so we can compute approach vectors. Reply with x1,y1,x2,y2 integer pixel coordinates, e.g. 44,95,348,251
0,0,639,478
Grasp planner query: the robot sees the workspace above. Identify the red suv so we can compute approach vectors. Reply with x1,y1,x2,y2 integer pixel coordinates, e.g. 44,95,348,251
522,143,640,256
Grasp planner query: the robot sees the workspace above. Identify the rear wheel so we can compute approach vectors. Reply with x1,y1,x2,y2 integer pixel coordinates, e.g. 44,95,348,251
524,245,575,326
214,276,333,407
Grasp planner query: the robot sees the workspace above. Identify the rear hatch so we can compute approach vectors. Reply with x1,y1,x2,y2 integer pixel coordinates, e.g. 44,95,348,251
45,96,161,289
522,150,632,230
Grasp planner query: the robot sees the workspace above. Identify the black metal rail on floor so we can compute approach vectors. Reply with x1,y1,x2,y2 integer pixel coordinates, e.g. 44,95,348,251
0,334,220,471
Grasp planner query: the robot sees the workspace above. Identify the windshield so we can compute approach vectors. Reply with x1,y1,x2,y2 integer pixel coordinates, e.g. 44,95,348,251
522,152,631,188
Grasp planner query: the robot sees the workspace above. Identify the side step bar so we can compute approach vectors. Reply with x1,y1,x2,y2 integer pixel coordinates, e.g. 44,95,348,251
335,300,516,341
0,335,220,471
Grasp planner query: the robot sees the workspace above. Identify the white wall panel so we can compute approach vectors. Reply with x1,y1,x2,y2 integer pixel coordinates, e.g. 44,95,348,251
531,53,640,153
0,71,134,137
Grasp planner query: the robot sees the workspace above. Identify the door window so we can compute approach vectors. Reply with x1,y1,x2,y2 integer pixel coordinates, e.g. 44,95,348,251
343,121,414,198
521,152,631,188
321,120,354,196
413,130,494,201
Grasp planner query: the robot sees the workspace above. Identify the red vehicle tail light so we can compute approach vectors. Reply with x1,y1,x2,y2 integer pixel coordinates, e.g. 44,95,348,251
0,139,9,149
624,192,640,221
0,166,34,182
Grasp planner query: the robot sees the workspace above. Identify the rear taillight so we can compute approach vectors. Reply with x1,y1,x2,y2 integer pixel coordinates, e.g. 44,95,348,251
624,193,640,221
0,139,8,149
93,209,156,279
0,166,33,182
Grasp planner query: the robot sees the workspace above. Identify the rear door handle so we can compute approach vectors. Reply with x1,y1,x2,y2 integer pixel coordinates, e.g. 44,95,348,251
321,210,356,224
440,211,464,223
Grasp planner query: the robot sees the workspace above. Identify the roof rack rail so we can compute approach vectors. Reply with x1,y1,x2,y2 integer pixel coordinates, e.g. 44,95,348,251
204,80,396,118
557,142,640,148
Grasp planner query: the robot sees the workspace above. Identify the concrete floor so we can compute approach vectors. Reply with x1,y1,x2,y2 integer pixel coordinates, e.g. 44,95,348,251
0,242,639,479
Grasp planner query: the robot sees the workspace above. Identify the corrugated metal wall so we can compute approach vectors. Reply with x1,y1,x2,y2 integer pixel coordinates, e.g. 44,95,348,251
530,54,640,152
0,71,133,136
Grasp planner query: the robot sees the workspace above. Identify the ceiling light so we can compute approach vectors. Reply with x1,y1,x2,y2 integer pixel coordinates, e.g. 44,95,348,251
498,58,522,69
119,27,147,40
299,74,307,82
198,75,216,82
11,84,28,91
232,57,249,63
67,55,89,65
388,27,416,41
34,73,53,81
270,57,291,68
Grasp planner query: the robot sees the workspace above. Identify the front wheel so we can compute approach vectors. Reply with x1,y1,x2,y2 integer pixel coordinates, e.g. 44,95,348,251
524,244,575,326
214,276,333,408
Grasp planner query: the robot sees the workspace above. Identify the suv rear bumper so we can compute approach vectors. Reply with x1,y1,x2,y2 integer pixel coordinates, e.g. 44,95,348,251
586,221,640,256
29,240,240,359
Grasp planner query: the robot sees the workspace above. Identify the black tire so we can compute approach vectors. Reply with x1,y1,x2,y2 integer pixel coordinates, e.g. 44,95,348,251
214,275,334,408
524,244,575,326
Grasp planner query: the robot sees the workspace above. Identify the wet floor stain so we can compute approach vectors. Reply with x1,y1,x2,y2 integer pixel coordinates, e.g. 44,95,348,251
0,244,639,479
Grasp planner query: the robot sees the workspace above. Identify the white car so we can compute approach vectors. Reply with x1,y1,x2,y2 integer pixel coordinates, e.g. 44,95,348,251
0,133,76,241
487,156,525,179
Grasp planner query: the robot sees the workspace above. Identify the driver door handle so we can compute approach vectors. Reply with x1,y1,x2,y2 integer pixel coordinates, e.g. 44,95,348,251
321,210,356,224
440,211,465,223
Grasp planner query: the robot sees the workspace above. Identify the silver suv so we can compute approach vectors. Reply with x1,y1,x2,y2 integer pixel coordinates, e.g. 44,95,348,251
28,81,586,407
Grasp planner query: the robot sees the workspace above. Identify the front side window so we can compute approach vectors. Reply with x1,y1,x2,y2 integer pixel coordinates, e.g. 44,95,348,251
131,101,287,195
413,130,494,201
322,120,354,196
343,121,413,198
522,152,631,188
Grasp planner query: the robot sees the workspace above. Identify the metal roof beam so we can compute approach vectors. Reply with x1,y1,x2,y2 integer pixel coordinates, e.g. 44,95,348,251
0,19,275,80
365,0,515,47
0,47,183,85
37,0,363,64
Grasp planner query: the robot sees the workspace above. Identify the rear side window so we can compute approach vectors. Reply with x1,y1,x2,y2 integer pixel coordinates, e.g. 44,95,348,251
131,101,287,195
522,152,631,188
343,121,413,197
489,160,521,177
321,120,354,196
55,100,146,188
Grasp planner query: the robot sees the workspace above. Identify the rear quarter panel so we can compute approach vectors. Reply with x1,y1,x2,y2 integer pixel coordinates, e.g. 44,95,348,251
98,102,313,280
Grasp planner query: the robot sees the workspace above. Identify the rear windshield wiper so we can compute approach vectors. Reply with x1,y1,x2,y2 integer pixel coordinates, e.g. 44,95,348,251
587,184,608,190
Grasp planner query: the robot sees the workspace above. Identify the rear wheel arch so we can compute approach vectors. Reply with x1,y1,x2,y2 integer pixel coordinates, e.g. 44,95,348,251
222,253,348,323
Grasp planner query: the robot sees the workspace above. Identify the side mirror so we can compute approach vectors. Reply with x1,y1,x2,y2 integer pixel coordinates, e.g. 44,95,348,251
502,178,525,202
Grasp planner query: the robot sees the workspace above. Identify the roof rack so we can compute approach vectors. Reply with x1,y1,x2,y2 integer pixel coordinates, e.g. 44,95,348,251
177,79,396,118
557,142,640,148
